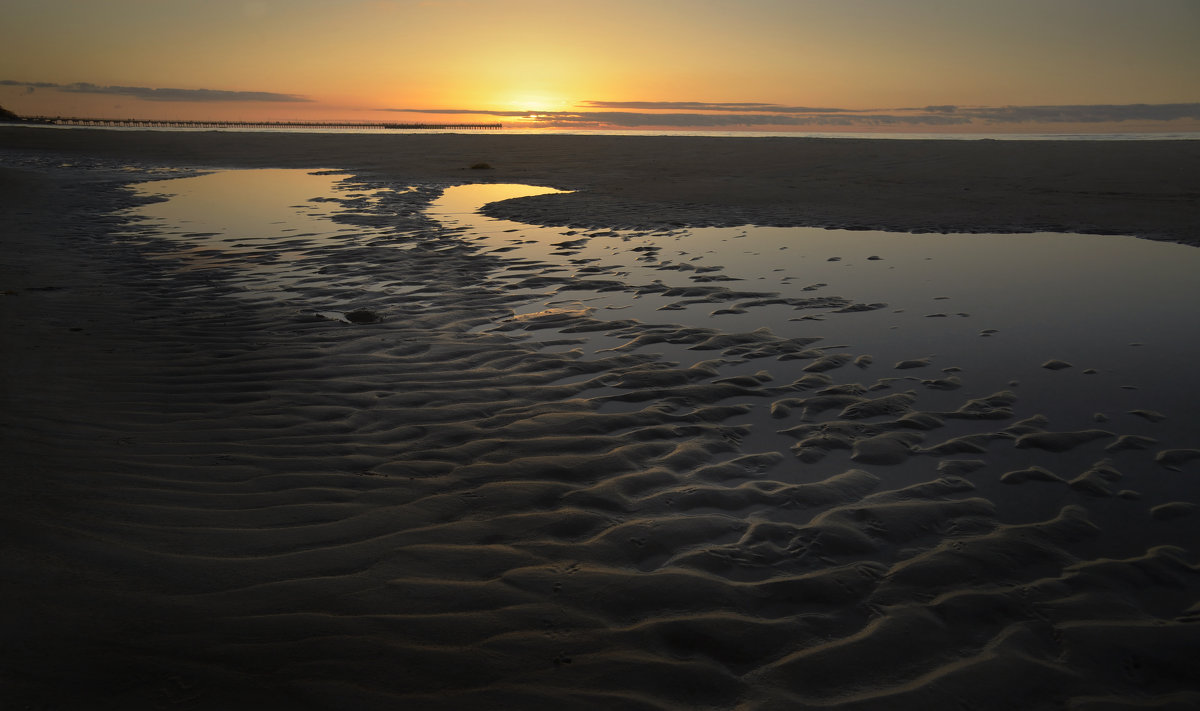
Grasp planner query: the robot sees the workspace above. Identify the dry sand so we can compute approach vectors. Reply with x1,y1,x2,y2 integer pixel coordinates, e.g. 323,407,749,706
2,127,1200,710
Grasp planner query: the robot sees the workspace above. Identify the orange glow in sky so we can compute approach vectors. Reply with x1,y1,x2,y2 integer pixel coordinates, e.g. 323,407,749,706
1,0,1197,132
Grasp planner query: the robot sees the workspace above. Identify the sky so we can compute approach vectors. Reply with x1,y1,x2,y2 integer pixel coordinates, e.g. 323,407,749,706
2,0,1199,133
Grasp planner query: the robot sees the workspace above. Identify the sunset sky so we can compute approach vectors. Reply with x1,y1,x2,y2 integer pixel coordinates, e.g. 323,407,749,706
2,0,1198,133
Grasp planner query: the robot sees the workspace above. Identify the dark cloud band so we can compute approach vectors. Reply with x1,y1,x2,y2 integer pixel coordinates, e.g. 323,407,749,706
2,80,310,103
580,101,852,114
957,103,1200,123
386,102,1200,128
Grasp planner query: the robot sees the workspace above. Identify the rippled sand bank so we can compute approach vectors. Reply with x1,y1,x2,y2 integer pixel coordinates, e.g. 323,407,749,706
2,136,1199,710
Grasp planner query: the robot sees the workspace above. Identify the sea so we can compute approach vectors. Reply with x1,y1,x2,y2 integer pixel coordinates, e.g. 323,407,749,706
12,120,1200,141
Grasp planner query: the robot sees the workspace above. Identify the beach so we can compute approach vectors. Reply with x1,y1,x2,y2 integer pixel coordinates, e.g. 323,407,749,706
5,126,1200,241
3,126,1200,710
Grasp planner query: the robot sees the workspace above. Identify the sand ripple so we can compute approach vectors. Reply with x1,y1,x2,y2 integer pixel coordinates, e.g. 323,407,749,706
2,159,1198,710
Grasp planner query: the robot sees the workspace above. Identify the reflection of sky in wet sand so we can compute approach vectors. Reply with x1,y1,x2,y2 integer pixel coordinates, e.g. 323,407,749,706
93,170,1200,702
121,172,1200,392
118,171,1200,517
116,169,369,274
440,185,1200,360
130,168,344,237
113,169,415,313
433,183,1200,472
427,182,567,218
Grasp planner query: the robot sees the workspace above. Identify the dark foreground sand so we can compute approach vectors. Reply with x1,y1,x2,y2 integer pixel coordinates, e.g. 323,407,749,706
2,128,1199,710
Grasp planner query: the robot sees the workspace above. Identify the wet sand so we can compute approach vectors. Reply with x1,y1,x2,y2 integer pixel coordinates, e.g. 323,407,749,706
2,130,1200,710
4,125,1200,242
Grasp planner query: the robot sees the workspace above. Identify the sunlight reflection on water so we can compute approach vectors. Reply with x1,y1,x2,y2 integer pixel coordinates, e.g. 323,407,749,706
116,169,358,273
432,182,1200,436
117,170,1200,447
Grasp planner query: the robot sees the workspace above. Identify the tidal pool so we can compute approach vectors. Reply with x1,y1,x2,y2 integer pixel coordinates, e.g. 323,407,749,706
117,170,1200,509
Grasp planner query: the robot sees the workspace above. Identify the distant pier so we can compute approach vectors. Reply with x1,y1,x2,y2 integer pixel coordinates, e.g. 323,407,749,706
23,117,502,130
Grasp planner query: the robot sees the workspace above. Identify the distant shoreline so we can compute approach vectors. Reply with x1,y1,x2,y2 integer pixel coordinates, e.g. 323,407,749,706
6,119,1199,141
3,124,1198,244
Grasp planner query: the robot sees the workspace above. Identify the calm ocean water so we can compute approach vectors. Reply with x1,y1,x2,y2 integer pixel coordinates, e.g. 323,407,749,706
492,128,1200,140
18,123,1200,140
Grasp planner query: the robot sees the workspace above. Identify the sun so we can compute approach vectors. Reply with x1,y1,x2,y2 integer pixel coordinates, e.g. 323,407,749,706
507,95,566,114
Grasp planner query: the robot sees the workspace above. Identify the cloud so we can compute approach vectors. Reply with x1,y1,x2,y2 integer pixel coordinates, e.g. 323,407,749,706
386,107,971,128
386,107,535,117
1,80,310,103
384,102,1200,129
544,112,970,128
960,103,1200,123
580,101,853,114
1,80,58,90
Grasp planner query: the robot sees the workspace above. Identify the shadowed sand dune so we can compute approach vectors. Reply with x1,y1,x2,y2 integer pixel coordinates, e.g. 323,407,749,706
2,135,1199,710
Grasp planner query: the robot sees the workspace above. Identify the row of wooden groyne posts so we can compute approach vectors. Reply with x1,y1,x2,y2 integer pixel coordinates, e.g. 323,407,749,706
21,117,503,130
